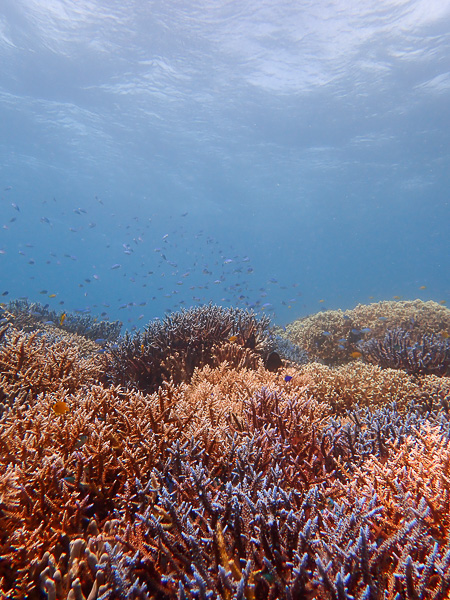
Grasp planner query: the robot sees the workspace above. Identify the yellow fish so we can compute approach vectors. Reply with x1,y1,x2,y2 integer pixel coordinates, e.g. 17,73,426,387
350,351,362,359
48,293,57,298
228,335,238,343
419,286,426,290
60,313,66,326
52,401,69,415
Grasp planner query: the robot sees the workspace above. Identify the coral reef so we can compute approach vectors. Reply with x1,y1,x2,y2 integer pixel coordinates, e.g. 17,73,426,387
296,361,450,413
284,300,450,365
0,299,449,599
359,328,450,376
4,299,122,342
105,304,272,393
0,327,103,415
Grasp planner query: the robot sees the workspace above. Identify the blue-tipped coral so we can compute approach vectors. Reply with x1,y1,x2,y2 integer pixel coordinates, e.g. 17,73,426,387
359,328,450,376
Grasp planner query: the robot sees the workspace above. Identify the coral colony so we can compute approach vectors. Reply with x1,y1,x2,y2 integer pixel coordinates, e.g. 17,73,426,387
0,300,450,599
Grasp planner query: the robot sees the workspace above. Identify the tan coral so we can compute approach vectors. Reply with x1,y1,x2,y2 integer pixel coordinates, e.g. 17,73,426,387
284,299,450,364
298,361,450,413
0,328,103,407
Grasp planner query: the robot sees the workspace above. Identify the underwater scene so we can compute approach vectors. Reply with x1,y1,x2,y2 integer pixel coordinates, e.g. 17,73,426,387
1,1,450,598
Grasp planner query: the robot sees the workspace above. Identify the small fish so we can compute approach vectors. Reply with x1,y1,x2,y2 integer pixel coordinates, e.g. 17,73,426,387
111,263,121,270
284,375,292,382
52,401,69,415
440,331,449,339
11,203,20,212
229,335,238,343
48,294,57,298
322,331,331,336
319,299,325,303
1,291,8,296
360,328,371,334
393,295,401,300
350,351,362,359
419,286,426,290
60,313,66,326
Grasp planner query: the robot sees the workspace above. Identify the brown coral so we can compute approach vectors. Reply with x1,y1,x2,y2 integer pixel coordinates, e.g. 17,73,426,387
0,328,103,411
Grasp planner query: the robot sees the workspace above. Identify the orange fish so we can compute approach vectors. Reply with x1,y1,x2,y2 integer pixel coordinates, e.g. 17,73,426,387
52,401,69,415
48,293,57,298
440,331,449,339
419,286,426,290
60,313,66,326
229,335,238,343
350,351,362,359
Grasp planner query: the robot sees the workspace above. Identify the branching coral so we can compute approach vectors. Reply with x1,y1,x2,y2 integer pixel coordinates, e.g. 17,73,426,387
297,361,450,413
0,328,103,411
285,300,450,365
359,328,450,376
104,304,272,393
5,299,122,342
1,299,450,599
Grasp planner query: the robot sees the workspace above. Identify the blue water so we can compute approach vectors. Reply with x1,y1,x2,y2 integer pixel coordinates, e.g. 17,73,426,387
1,1,449,330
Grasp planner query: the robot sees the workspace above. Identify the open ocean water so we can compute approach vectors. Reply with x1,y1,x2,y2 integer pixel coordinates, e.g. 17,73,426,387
0,0,449,331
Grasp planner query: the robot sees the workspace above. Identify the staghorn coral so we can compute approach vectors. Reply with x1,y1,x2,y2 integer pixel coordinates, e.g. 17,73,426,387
0,327,102,412
1,362,450,598
1,299,450,598
285,299,450,365
104,304,272,393
359,328,450,376
297,361,450,413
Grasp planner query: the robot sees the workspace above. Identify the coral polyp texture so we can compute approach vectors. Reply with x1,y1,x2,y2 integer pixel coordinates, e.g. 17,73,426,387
0,301,450,599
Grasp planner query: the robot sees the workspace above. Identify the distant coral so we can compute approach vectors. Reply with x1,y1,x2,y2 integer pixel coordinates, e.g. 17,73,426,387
284,299,450,365
105,304,272,393
5,298,122,342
